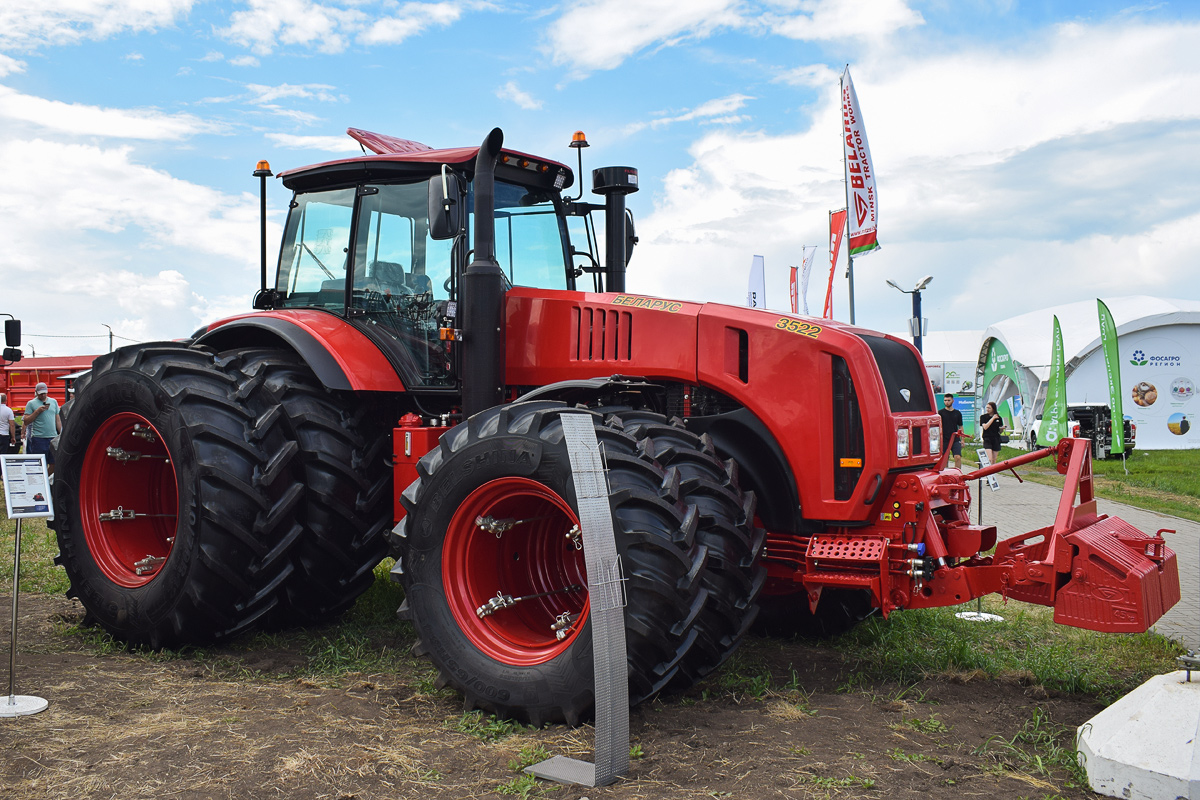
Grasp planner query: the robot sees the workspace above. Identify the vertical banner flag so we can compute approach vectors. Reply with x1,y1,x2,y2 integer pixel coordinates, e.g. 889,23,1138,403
789,267,798,314
799,245,817,315
747,254,766,308
841,67,880,256
1098,299,1125,455
824,210,847,319
1042,315,1069,446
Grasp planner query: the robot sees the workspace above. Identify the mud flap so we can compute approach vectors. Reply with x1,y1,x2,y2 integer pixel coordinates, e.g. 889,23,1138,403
1053,517,1179,633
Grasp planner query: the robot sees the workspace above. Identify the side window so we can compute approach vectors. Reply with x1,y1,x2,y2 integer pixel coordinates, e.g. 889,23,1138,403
478,181,570,291
276,188,356,308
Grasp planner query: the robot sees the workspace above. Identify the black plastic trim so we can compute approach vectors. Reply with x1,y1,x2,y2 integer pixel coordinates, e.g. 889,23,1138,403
194,317,353,390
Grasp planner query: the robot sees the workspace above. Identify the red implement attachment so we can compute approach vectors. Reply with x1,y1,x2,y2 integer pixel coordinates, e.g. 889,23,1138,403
957,438,1179,631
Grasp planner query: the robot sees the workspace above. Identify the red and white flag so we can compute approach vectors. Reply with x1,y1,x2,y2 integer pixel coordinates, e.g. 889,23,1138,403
824,209,847,319
841,67,880,256
789,267,798,314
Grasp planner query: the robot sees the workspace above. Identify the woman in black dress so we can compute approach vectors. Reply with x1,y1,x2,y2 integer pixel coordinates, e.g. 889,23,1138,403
980,402,1004,465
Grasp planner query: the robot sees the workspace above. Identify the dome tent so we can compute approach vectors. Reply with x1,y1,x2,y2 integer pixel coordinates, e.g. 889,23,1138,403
977,296,1200,450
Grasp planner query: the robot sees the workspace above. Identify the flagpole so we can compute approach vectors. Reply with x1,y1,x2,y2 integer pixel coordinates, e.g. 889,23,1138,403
840,67,856,325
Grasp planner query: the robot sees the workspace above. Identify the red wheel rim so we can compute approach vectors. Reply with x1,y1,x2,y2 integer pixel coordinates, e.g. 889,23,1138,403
443,477,589,666
79,412,179,588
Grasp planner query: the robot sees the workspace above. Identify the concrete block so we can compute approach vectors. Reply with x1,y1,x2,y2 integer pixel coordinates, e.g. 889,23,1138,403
1078,670,1200,799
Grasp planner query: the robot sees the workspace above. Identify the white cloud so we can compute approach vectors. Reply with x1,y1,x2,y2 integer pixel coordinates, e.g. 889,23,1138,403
545,0,923,74
359,2,464,45
631,20,1200,336
246,83,343,104
497,81,542,111
0,138,270,344
230,55,260,67
123,52,144,62
762,0,923,41
220,0,359,55
266,132,363,152
773,62,839,87
546,0,744,73
624,94,753,134
200,50,224,62
0,85,221,140
0,55,26,78
0,0,194,52
218,0,468,55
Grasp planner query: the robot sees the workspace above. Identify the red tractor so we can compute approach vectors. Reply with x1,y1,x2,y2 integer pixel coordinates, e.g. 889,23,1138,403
51,127,1179,726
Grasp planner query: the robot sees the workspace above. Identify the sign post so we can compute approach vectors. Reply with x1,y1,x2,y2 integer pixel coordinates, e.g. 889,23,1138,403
1,454,53,717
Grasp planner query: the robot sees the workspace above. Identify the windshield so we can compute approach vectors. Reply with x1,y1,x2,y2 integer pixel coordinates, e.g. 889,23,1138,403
274,177,571,389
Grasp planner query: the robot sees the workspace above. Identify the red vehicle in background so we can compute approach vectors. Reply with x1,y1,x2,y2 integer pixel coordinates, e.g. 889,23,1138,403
2,356,97,411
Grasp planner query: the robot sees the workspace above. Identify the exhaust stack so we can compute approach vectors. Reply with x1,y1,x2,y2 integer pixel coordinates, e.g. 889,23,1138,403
462,128,507,418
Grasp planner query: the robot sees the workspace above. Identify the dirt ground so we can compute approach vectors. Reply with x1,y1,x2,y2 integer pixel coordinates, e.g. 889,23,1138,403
1,594,1101,800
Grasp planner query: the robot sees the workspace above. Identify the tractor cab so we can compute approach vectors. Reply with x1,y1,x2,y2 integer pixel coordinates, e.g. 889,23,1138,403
263,143,586,392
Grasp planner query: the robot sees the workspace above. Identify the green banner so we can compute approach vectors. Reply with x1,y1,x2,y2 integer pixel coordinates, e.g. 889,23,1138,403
1097,299,1124,455
1042,315,1069,445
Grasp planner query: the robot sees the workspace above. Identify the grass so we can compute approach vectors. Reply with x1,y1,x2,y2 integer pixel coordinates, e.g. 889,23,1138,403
997,445,1200,522
835,595,1184,703
0,516,69,595
974,707,1089,790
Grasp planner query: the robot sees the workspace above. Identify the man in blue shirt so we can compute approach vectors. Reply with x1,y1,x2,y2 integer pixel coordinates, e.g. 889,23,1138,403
25,382,61,475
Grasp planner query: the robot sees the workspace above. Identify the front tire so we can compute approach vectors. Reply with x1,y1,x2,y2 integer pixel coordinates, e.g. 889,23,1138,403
392,402,708,725
51,344,305,647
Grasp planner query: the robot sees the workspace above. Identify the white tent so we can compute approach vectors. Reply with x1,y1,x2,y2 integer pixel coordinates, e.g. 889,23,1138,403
978,296,1200,450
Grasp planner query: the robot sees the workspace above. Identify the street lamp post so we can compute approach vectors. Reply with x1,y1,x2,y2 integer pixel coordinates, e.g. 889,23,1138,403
886,276,933,353
101,324,113,353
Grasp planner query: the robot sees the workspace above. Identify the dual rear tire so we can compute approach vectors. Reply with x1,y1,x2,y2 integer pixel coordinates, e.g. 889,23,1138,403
51,344,391,646
391,402,764,724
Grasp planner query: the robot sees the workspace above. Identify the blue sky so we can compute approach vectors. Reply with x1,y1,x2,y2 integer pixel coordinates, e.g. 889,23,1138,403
1,0,1198,356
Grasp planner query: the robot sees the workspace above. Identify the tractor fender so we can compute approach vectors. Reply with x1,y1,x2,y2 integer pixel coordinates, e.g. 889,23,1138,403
684,407,804,536
194,313,404,393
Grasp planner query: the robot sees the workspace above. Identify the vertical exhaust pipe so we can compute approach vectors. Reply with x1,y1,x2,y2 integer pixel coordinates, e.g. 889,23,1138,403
592,166,639,293
462,128,506,418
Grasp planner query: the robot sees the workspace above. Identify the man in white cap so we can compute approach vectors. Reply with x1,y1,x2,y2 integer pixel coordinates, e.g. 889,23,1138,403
25,382,61,474
0,393,14,454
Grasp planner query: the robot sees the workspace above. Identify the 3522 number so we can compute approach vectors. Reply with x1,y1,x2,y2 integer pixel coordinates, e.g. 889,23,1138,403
775,318,822,339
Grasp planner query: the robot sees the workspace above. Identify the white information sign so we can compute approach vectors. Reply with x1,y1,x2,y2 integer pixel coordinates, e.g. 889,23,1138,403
2,455,54,519
975,449,999,492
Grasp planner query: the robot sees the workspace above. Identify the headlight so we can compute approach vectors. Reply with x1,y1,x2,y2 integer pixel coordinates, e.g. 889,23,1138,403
897,427,910,458
929,425,941,454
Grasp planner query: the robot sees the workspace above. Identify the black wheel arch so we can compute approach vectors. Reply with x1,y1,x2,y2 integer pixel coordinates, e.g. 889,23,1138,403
194,317,353,391
685,407,803,536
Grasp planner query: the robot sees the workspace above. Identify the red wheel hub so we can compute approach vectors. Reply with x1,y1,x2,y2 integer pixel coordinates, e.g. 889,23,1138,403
79,413,179,587
443,477,588,666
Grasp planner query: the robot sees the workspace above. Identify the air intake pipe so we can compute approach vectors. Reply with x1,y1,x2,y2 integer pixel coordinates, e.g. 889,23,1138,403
462,127,507,418
593,166,639,293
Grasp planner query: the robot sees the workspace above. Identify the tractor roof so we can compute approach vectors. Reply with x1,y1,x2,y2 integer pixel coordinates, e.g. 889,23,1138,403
277,127,575,193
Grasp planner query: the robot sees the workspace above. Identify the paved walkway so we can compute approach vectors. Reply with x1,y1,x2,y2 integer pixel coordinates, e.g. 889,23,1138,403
973,470,1198,650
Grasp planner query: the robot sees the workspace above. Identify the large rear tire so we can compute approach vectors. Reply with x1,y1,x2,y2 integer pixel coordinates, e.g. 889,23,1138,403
391,401,708,725
51,344,306,646
599,409,765,685
231,349,393,623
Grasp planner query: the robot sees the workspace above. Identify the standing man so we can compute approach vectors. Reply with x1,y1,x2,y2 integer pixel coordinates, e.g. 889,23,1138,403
0,393,14,454
938,392,965,471
24,382,61,475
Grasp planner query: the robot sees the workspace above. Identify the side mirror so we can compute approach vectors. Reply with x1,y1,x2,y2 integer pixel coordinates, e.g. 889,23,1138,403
428,168,466,240
4,318,19,347
624,209,638,264
2,348,21,363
